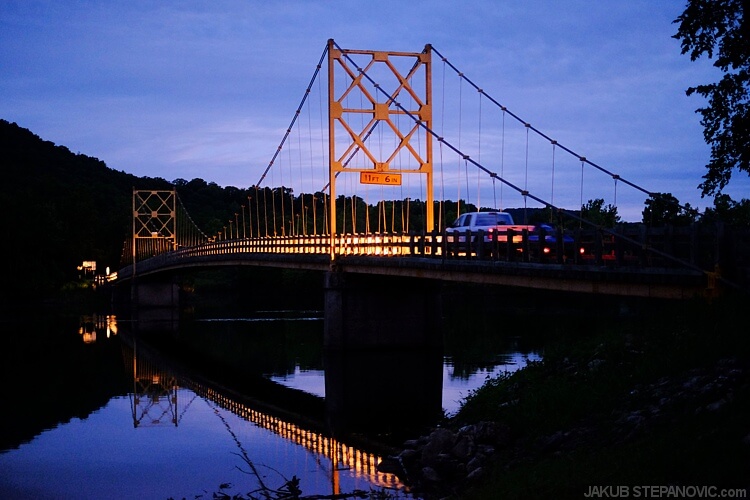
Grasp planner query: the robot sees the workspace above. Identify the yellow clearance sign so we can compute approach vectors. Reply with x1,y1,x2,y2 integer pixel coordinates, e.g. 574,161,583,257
360,171,402,186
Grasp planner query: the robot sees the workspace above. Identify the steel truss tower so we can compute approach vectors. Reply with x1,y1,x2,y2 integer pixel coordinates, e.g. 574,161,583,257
327,40,433,256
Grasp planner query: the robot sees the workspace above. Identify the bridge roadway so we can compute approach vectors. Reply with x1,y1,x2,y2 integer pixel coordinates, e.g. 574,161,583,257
117,231,714,300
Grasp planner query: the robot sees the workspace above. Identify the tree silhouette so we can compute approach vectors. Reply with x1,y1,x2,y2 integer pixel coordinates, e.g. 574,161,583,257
642,193,697,227
703,193,750,226
581,198,620,228
673,0,749,197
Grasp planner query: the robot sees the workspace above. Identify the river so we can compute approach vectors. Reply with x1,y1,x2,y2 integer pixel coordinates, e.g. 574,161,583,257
0,295,544,500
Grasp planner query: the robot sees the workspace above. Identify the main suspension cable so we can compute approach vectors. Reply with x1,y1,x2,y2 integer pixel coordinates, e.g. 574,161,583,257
430,46,653,200
256,42,328,187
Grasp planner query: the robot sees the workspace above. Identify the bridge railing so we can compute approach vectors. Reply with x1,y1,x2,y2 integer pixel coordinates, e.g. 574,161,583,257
118,222,737,283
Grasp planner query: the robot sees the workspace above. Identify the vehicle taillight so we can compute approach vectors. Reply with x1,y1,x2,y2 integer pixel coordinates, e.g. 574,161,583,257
579,247,585,254
543,247,551,254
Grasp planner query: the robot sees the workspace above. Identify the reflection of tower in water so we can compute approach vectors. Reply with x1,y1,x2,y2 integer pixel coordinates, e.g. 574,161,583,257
121,339,197,428
192,384,403,493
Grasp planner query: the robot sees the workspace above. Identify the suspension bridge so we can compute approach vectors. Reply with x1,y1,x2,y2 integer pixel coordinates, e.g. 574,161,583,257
113,40,748,308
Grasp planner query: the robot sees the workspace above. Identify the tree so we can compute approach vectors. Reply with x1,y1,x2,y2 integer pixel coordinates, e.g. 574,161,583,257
673,0,750,197
581,198,620,228
642,192,698,227
703,193,750,226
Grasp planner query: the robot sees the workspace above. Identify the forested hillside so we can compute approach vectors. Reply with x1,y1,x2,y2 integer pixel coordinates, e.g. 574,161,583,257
1,120,135,299
0,120,247,301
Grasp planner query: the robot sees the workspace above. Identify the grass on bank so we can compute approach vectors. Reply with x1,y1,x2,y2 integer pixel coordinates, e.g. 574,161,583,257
452,294,750,499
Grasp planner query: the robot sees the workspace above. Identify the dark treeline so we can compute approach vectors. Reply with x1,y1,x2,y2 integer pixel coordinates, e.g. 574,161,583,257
3,119,749,301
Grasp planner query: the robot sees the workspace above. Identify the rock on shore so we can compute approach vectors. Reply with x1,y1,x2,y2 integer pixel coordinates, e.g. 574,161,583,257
377,421,511,498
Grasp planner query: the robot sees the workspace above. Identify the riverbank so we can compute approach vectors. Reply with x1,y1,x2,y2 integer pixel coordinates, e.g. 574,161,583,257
381,294,750,499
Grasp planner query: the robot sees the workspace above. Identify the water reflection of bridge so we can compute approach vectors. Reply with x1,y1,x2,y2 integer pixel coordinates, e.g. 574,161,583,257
119,330,403,493
190,383,400,490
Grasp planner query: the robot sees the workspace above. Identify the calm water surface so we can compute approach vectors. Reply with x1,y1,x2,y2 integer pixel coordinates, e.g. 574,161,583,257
271,351,541,416
0,307,542,499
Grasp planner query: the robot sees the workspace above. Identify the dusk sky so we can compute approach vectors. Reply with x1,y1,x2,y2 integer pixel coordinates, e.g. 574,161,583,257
2,1,747,221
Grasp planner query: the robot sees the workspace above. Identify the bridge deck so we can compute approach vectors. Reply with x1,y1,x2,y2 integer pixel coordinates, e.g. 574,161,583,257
116,230,718,300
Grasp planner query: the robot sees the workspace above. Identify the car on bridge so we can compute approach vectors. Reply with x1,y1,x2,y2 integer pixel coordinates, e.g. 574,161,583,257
445,214,584,261
445,211,534,244
526,223,583,261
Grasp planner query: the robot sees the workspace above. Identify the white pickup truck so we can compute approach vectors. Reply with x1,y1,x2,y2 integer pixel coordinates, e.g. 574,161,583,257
445,211,535,243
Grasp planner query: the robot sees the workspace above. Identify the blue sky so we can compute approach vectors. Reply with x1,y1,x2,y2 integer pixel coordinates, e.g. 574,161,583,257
2,1,746,221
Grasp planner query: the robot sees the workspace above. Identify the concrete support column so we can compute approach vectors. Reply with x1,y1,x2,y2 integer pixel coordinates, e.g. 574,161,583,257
323,269,444,437
323,270,441,350
132,281,180,309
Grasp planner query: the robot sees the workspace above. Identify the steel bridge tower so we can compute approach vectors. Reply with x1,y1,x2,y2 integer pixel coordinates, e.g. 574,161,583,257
131,189,177,276
327,40,433,255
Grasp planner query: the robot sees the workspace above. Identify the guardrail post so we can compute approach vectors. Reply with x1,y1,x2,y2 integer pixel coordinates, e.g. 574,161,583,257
638,225,648,266
463,229,472,259
536,226,547,263
489,229,499,261
594,228,604,264
506,228,515,262
615,225,624,266
665,225,675,259
689,223,698,265
521,228,530,263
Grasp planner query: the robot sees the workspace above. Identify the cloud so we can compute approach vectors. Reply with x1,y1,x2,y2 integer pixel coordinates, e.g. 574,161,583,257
2,0,748,222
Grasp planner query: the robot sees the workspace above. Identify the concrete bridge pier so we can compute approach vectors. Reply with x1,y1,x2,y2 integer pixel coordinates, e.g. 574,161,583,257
111,277,181,333
323,270,444,438
323,270,442,350
131,280,180,309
